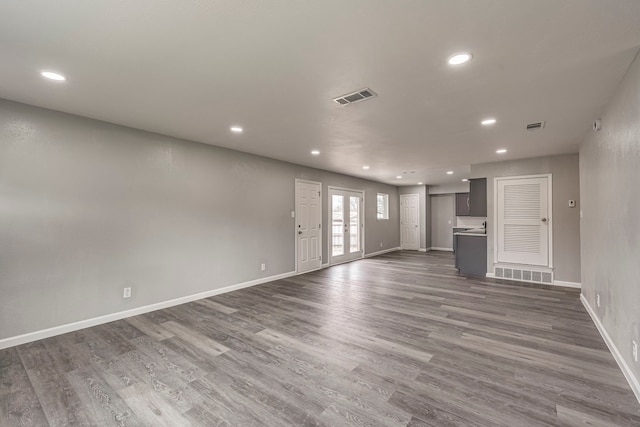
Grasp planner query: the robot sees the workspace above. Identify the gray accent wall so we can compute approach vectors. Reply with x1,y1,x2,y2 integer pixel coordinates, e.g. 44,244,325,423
0,98,399,341
471,154,581,283
579,51,640,384
398,185,427,251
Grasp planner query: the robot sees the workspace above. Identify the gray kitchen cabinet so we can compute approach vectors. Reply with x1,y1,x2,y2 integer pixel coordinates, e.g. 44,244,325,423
452,227,471,253
456,235,487,277
455,193,470,216
469,178,487,217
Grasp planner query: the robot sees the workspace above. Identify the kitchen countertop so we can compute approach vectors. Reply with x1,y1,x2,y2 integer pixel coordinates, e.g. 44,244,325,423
454,232,487,236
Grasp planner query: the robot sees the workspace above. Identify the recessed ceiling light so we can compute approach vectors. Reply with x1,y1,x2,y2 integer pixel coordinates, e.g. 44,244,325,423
418,182,423,185
362,165,370,170
481,118,497,126
40,71,66,81
496,148,507,154
448,52,472,65
396,175,402,179
311,150,320,155
446,171,454,175
230,126,243,133
462,178,469,182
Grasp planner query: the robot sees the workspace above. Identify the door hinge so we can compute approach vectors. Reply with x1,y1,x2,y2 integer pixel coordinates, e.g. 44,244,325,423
319,223,321,229
318,191,321,196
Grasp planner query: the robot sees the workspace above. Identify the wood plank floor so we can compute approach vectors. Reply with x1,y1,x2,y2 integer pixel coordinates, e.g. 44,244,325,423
1,251,639,426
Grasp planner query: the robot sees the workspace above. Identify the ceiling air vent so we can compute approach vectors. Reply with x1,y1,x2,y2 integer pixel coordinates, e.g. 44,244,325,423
333,88,377,106
526,121,545,131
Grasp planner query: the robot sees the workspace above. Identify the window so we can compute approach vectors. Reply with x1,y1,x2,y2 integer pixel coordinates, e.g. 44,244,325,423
377,193,389,219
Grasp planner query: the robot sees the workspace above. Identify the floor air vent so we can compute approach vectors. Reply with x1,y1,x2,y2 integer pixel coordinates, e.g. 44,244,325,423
526,121,545,131
494,266,553,285
333,88,377,106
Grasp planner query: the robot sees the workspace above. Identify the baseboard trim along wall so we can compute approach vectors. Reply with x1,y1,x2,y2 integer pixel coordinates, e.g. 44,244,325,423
485,273,581,289
418,248,428,252
428,247,454,252
580,294,640,404
0,270,297,350
364,247,401,258
553,280,582,289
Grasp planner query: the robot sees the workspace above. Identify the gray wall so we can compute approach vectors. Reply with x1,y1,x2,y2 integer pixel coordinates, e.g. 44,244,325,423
0,98,399,340
471,154,581,283
398,185,427,251
429,194,455,250
579,52,640,383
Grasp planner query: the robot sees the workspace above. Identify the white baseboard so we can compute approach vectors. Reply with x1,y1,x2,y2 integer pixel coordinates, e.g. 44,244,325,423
428,247,453,252
553,280,581,289
0,271,297,350
580,294,640,404
418,248,428,252
486,272,495,278
364,247,401,258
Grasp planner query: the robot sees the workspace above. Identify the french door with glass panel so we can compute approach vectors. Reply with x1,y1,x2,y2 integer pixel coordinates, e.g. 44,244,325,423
329,187,364,265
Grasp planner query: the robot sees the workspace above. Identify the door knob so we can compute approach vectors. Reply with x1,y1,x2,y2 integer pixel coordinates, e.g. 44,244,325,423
541,218,548,223
298,231,302,234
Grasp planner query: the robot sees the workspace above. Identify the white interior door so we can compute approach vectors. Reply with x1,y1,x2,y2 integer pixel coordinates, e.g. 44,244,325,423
400,194,420,250
497,175,551,266
296,180,322,273
329,188,364,265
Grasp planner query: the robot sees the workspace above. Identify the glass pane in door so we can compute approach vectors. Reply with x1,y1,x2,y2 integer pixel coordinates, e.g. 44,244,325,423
349,196,360,253
332,195,344,256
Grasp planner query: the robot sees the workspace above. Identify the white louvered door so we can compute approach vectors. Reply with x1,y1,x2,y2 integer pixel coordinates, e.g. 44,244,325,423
497,176,550,266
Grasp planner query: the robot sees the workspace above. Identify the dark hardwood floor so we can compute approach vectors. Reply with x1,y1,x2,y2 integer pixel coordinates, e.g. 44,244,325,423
1,251,639,426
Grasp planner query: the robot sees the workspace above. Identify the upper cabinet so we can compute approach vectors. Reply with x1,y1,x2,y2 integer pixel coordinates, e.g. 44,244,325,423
455,178,487,217
455,192,470,216
469,178,487,216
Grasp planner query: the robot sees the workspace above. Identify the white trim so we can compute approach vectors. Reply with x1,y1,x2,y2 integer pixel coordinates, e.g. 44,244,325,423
364,247,401,258
494,173,553,268
321,262,330,268
295,179,323,274
580,294,640,404
429,247,454,252
0,270,296,350
418,248,428,252
553,280,581,289
486,272,496,278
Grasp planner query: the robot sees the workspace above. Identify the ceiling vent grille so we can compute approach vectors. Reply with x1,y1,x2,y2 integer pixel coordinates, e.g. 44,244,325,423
526,121,545,131
333,88,377,106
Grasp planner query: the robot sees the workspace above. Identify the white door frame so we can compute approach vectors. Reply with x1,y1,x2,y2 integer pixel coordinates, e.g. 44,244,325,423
295,179,322,273
328,186,365,265
493,173,553,268
400,193,420,250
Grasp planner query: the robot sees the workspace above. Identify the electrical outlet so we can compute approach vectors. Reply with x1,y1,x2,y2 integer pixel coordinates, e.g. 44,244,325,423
633,341,638,362
596,293,600,308
123,287,132,299
261,263,266,271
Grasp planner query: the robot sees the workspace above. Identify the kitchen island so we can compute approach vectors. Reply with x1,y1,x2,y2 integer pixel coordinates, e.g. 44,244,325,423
454,229,487,277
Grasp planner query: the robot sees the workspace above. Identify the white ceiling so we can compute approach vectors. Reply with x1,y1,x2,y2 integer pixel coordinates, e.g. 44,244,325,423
1,1,639,185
